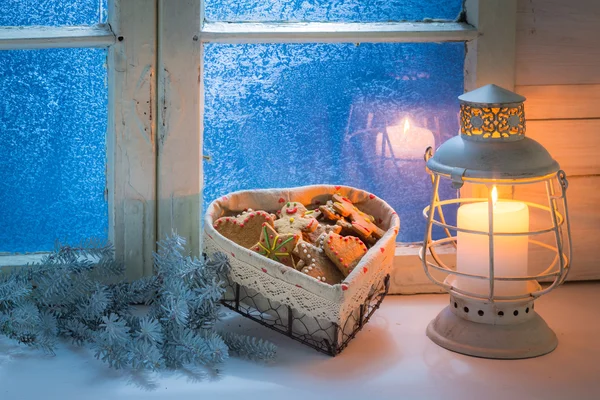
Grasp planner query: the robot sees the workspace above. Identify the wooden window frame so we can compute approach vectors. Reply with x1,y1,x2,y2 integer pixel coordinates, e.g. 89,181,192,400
1,1,518,295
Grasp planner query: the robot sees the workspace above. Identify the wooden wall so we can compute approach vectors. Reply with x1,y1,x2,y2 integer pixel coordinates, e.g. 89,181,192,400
515,0,600,280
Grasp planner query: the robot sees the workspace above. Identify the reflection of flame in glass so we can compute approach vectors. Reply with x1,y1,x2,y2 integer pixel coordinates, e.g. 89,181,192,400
376,117,435,161
492,185,498,207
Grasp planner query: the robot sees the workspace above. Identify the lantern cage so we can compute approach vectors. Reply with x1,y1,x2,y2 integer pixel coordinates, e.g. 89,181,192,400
418,84,573,359
421,170,572,303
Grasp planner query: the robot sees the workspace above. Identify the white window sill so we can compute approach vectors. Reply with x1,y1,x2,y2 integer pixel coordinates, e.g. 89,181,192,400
0,252,48,267
391,243,453,295
1,282,598,399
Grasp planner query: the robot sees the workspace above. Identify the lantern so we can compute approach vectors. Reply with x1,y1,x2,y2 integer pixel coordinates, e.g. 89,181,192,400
420,84,572,359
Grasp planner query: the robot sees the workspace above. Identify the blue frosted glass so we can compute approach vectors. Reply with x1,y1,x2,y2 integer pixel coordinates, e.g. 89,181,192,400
101,0,108,23
203,43,463,243
0,0,103,26
0,49,108,252
205,0,462,22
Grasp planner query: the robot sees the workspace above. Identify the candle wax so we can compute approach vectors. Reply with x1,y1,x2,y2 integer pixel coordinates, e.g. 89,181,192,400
456,201,530,297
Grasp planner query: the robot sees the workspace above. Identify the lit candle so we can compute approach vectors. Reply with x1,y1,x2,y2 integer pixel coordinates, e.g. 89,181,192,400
376,118,435,160
455,187,530,297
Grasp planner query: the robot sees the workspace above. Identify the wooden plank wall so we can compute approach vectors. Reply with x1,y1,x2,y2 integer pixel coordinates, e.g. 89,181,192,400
515,0,600,280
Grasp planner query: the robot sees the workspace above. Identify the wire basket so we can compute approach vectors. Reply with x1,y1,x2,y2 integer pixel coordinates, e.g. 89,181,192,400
221,270,390,356
204,185,399,356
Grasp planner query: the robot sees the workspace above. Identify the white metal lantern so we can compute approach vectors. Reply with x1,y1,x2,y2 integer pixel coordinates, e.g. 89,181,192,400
420,84,572,359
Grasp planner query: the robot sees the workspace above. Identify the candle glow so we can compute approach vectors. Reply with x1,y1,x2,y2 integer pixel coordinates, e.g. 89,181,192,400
376,117,435,161
455,187,530,297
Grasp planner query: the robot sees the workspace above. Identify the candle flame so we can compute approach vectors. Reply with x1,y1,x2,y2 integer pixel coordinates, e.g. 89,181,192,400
491,186,498,207
403,118,410,134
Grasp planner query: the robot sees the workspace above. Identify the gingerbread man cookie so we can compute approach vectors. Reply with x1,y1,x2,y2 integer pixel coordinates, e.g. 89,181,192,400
274,202,318,236
323,232,368,277
214,210,274,249
331,194,385,241
252,223,299,268
293,241,344,285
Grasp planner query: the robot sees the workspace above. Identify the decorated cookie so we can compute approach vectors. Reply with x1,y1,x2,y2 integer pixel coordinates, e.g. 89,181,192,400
303,221,342,244
323,232,368,277
335,219,377,246
334,218,357,237
252,223,299,268
331,194,385,241
214,210,274,249
274,202,319,236
318,200,342,221
238,208,277,221
293,242,344,285
304,208,323,220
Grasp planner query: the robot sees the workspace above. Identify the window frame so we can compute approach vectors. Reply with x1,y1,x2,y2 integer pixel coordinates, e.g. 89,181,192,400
158,0,518,293
1,0,518,294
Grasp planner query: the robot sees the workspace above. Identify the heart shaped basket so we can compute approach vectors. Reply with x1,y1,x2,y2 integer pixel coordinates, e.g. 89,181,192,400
203,185,400,355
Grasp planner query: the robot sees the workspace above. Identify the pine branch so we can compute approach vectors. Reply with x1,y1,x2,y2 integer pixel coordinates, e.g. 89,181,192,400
0,233,277,372
0,275,31,306
220,332,277,362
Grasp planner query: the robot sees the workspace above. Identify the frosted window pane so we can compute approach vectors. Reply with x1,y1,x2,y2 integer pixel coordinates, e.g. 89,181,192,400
203,43,463,243
0,0,104,26
0,48,108,252
205,0,462,22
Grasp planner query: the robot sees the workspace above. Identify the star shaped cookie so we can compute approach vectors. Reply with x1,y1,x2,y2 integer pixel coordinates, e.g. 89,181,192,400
252,223,299,268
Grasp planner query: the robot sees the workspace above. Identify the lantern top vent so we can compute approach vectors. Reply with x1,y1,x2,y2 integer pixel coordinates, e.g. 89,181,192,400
458,84,526,142
426,84,560,182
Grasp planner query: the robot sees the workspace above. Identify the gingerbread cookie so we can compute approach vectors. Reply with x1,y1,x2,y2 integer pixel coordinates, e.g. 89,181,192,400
252,223,299,268
294,241,344,285
304,208,323,220
214,210,274,249
318,200,342,221
303,221,342,244
238,208,277,221
331,194,385,241
274,201,318,236
335,219,377,246
323,232,368,277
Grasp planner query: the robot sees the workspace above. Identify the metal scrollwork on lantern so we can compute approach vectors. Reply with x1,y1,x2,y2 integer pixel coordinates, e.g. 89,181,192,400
420,84,572,360
460,102,525,139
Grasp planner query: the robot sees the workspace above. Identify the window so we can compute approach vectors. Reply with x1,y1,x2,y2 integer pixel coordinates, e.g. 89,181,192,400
0,0,155,279
203,41,464,242
0,0,107,26
164,0,518,291
0,48,108,252
197,1,478,245
2,0,518,289
203,1,462,22
0,2,111,256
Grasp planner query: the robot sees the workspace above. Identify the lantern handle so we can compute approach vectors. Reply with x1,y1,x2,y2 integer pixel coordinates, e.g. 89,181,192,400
424,146,433,162
557,170,568,194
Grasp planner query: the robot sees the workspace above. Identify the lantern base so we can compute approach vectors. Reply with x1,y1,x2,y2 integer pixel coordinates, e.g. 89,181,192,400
426,306,558,359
